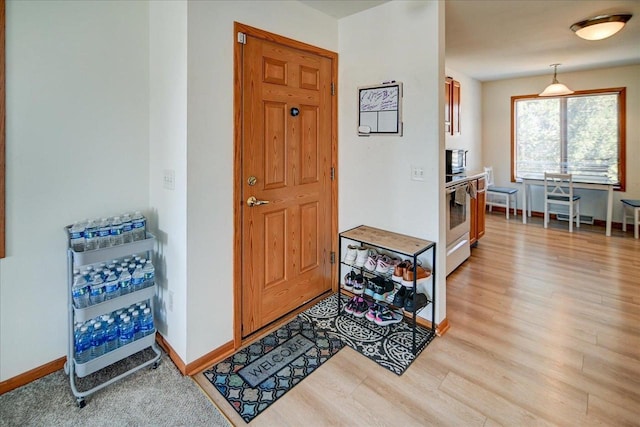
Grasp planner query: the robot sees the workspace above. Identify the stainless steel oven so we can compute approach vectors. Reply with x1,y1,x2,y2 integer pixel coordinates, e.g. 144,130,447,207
446,181,472,275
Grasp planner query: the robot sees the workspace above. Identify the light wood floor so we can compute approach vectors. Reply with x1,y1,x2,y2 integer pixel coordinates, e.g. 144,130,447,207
195,213,640,426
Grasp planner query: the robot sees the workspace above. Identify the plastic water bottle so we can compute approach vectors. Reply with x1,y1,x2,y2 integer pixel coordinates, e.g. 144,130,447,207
118,267,132,295
142,260,155,288
128,263,136,274
97,218,111,249
118,316,134,346
121,214,133,244
84,219,99,251
131,211,146,241
69,222,85,252
103,271,120,300
109,216,124,247
132,310,142,340
75,326,92,363
72,274,90,308
90,322,106,358
141,308,154,336
89,275,105,305
105,318,119,353
131,265,144,292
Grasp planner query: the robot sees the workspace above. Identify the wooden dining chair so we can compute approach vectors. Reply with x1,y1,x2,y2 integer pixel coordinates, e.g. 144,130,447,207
484,166,518,219
544,173,581,232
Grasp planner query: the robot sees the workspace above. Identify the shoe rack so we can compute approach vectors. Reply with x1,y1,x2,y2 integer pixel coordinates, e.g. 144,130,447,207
338,225,436,354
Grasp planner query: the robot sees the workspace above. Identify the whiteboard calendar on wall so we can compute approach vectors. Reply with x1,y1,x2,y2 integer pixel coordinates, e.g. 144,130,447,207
358,82,403,136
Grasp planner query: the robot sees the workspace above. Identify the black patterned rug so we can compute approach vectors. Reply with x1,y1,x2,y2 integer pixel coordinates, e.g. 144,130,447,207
201,314,343,423
301,294,435,376
202,293,435,423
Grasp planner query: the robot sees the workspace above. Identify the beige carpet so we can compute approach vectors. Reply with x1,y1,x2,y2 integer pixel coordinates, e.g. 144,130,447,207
0,349,231,427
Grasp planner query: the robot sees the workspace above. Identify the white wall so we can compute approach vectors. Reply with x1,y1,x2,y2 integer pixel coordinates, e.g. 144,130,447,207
149,1,188,361
339,1,447,323
445,68,483,173
483,64,640,221
184,1,338,363
1,1,149,380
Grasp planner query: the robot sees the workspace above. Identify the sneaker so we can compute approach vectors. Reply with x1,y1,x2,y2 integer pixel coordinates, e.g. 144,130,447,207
355,248,376,268
343,270,356,291
363,253,380,272
391,260,411,283
364,278,376,297
392,285,408,307
401,264,431,288
365,303,385,322
343,245,362,265
352,274,366,295
374,255,393,275
344,296,359,315
353,298,370,317
373,279,395,301
374,307,403,326
404,291,429,313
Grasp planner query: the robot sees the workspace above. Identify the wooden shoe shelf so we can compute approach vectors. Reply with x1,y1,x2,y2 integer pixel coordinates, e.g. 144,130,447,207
338,225,436,354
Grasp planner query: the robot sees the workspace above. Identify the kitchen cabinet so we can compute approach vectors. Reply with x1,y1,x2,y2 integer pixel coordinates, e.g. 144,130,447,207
444,77,461,135
470,176,486,246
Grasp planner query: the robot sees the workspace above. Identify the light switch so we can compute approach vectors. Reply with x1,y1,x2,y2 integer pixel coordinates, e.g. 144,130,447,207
163,169,175,190
411,165,425,181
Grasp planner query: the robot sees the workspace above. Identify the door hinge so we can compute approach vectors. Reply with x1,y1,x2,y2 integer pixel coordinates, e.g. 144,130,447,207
237,32,247,44
330,167,335,181
331,82,335,96
330,252,336,264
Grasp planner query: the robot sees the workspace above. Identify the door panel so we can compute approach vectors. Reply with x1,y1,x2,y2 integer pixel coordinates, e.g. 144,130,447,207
241,35,333,337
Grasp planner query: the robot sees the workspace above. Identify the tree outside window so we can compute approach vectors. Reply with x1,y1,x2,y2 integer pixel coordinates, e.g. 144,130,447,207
511,88,626,190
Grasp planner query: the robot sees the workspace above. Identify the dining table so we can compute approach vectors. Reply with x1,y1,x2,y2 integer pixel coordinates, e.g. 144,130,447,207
520,174,616,236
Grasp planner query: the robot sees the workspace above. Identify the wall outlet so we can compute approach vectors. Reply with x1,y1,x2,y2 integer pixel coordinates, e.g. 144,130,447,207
411,165,425,181
163,169,175,190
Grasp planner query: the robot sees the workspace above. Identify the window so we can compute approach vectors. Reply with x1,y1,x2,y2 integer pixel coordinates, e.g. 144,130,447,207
511,88,626,190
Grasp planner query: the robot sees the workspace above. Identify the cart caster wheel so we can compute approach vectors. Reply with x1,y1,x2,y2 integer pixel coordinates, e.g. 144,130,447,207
76,398,86,408
152,361,160,369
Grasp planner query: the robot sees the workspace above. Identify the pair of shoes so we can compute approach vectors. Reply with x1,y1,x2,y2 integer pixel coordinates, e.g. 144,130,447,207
355,248,377,268
374,255,400,275
343,270,357,291
403,291,429,313
345,296,369,317
391,260,411,283
371,277,394,301
392,285,408,306
401,263,431,288
374,307,403,326
363,252,380,271
344,296,359,314
364,278,376,297
365,303,385,322
352,274,366,295
343,245,363,265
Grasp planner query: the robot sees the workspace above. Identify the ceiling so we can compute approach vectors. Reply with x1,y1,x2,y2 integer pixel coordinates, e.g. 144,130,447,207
299,0,640,82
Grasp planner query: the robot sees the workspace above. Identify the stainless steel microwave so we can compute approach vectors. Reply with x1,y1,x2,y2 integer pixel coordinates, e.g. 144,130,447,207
446,149,467,175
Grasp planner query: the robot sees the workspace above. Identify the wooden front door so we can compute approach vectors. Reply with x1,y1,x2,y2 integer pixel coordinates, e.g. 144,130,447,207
238,27,334,337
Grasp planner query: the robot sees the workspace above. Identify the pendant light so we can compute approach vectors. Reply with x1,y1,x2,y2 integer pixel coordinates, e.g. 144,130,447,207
571,14,632,41
539,64,574,97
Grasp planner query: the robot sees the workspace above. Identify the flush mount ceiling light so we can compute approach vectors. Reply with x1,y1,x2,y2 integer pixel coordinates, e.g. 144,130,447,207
570,14,632,40
539,64,574,97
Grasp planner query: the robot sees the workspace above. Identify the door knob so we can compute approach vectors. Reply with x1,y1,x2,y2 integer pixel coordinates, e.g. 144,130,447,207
247,196,270,207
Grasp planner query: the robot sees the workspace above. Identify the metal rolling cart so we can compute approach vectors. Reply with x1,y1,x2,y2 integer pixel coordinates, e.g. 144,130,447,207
65,230,161,408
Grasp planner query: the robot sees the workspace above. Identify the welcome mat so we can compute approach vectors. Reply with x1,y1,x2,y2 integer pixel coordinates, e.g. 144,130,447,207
201,315,343,423
299,293,435,376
